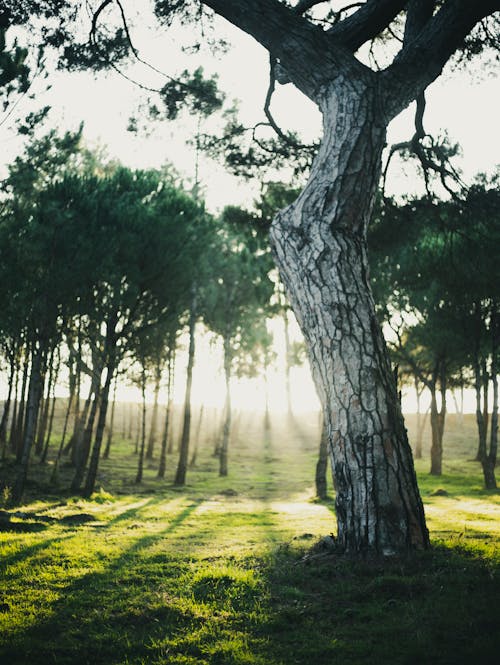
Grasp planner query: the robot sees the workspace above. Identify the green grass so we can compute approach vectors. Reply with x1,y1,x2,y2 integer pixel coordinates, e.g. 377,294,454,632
0,411,499,664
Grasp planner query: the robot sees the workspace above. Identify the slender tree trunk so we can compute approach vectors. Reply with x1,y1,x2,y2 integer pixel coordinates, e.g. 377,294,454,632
474,354,488,464
41,350,60,464
0,356,16,460
9,362,20,454
414,375,424,459
103,375,118,459
135,367,147,484
11,341,46,505
430,364,446,476
482,306,498,489
219,337,231,476
158,344,175,478
14,348,30,460
269,82,428,554
71,370,102,493
315,413,329,499
146,364,162,460
283,309,293,418
174,289,197,486
35,346,54,456
50,390,74,485
83,345,117,497
190,405,204,468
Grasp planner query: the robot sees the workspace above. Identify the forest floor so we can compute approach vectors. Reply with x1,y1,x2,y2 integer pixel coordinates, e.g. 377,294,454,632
0,412,499,664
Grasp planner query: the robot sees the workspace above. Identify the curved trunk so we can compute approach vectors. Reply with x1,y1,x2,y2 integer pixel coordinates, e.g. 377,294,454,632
270,82,428,555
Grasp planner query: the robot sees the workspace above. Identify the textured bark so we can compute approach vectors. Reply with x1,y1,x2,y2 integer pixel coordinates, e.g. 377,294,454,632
270,81,429,555
174,290,197,486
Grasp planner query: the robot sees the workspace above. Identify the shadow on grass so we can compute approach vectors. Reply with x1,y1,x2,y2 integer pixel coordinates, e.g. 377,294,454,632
0,498,204,665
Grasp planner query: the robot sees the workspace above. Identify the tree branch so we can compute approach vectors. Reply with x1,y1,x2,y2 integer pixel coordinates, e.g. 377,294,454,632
201,0,371,99
328,0,407,50
382,0,500,120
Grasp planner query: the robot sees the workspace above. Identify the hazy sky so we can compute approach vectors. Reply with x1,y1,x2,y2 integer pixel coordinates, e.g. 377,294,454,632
1,4,498,211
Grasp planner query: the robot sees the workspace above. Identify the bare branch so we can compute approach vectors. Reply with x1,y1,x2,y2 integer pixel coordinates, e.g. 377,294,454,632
328,0,407,50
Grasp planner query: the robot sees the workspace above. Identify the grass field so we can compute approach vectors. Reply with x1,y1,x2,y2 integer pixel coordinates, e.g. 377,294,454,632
0,411,499,664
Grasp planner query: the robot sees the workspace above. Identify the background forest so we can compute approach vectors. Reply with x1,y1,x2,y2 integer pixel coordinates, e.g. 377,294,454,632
0,1,499,664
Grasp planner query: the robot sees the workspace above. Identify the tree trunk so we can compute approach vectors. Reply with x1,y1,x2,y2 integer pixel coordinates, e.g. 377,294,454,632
135,367,147,484
71,370,102,493
9,361,20,454
482,306,498,490
269,82,429,555
315,413,329,499
414,375,424,459
174,289,197,486
0,355,16,460
283,309,293,417
430,364,446,476
14,348,30,460
190,405,204,468
158,343,175,479
11,342,46,506
474,354,488,464
103,375,118,459
50,390,74,485
83,349,116,498
219,336,232,476
146,363,162,460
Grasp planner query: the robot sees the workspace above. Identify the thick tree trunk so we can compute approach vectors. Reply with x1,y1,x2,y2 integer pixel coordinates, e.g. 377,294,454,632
270,82,428,555
219,336,232,477
11,342,46,505
174,289,197,486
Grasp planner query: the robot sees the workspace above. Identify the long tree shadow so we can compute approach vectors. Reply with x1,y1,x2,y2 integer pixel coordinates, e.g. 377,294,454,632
0,498,205,665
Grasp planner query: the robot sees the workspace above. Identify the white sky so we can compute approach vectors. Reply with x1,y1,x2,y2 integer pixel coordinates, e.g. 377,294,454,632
0,3,498,413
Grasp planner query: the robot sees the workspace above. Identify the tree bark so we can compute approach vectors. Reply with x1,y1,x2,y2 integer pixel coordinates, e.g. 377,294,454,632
174,289,197,486
269,81,429,555
0,355,16,460
71,368,102,493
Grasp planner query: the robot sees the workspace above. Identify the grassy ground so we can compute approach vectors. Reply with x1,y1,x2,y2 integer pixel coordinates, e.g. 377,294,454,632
0,411,499,664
